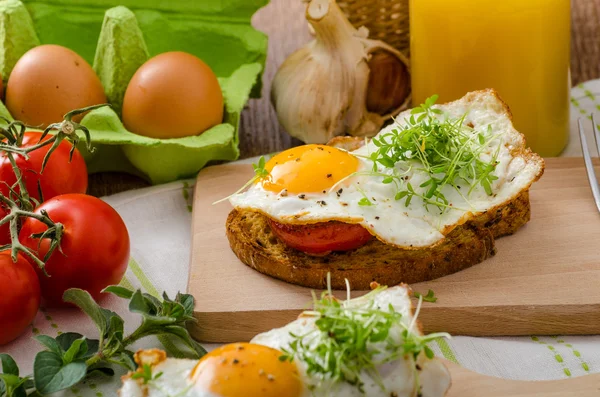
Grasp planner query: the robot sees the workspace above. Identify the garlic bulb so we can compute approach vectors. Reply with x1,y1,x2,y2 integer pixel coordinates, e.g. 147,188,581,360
271,0,410,144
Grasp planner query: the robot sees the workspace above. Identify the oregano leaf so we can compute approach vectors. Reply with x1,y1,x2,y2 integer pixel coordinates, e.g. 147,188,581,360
142,293,162,313
34,336,62,356
0,374,27,397
0,354,19,376
102,285,134,299
177,293,195,316
160,326,207,358
33,351,87,395
62,338,86,365
54,333,97,361
107,315,125,341
129,290,153,314
62,289,108,336
86,367,115,378
107,352,136,371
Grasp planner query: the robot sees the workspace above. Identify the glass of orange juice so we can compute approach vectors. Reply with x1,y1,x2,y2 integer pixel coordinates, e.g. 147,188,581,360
410,0,571,157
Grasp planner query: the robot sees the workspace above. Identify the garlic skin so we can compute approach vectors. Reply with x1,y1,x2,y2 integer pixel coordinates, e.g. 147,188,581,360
271,0,410,144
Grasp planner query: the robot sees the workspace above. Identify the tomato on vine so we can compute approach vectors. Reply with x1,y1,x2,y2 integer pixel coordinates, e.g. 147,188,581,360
0,131,88,203
19,194,130,307
0,250,40,345
0,104,113,340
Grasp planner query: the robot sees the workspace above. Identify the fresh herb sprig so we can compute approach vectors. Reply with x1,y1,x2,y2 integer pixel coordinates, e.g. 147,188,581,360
213,156,269,205
365,95,501,213
0,286,205,397
414,289,437,303
279,281,449,393
131,364,163,385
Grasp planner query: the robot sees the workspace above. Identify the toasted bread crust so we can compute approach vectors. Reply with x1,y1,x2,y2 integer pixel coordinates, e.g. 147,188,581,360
226,190,530,289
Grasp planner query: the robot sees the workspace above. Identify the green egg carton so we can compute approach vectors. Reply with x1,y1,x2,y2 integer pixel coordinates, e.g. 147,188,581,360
0,0,268,184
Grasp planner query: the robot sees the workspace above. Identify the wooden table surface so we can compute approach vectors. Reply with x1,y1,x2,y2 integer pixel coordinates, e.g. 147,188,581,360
88,0,600,197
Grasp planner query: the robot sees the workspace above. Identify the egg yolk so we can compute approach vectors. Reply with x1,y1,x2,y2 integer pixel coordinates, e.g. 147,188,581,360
262,145,359,194
190,343,303,397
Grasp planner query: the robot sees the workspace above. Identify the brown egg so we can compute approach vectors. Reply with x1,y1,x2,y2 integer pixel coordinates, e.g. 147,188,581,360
6,45,107,128
122,51,223,139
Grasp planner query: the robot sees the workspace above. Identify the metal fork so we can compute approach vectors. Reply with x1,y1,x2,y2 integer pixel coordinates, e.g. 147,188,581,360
578,114,600,213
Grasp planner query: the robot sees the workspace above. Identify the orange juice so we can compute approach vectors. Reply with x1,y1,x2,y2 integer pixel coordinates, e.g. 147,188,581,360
410,0,571,156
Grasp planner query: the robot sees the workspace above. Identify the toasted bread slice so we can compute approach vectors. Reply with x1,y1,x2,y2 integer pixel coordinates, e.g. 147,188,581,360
226,89,543,289
227,189,529,289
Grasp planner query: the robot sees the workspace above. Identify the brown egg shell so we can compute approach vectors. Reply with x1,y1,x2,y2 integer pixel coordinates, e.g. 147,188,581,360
5,44,107,128
122,51,224,139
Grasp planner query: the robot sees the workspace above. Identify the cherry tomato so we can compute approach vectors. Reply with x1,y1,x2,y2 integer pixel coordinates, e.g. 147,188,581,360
268,219,373,254
0,132,88,203
19,194,129,307
0,250,40,345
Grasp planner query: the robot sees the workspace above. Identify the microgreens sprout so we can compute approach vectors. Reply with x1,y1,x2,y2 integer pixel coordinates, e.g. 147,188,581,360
357,197,372,207
364,94,501,213
213,156,269,205
131,364,163,385
252,156,269,178
279,276,450,394
414,289,437,303
355,185,373,207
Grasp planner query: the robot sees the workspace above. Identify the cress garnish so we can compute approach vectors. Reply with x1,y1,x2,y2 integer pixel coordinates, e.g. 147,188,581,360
212,155,269,205
413,289,437,303
131,364,164,384
279,277,449,393
359,94,501,213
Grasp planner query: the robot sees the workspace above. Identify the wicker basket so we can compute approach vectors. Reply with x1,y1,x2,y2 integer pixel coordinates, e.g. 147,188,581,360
337,0,410,57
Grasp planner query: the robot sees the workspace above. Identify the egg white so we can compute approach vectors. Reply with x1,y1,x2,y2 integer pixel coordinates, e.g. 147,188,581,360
251,285,451,397
229,91,543,248
119,358,219,397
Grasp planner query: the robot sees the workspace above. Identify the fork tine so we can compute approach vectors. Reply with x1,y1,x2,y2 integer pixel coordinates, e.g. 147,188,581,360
579,117,600,214
592,114,600,156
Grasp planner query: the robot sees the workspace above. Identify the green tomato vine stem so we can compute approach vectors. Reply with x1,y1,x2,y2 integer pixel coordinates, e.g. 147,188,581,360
0,105,108,273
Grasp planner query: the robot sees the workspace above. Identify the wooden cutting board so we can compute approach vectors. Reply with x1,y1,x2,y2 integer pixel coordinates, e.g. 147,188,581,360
444,360,600,396
188,157,600,342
